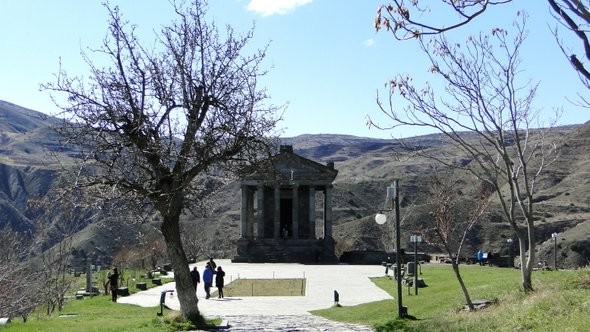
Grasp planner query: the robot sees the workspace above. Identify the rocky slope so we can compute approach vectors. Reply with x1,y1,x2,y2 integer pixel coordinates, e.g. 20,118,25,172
1,100,589,268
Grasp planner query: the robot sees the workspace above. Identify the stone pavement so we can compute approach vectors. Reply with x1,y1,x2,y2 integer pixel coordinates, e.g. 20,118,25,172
119,259,391,331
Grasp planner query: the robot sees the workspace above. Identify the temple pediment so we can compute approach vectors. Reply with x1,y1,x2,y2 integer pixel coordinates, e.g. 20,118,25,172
242,145,338,186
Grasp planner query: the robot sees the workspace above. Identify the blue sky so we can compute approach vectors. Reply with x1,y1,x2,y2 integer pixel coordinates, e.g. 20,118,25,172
1,1,588,139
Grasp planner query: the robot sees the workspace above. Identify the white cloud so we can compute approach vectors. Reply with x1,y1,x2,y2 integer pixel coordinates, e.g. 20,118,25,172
246,0,314,16
364,38,376,47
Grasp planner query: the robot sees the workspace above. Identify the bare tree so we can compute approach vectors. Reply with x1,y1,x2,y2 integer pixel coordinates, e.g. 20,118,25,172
379,201,415,253
42,1,279,323
424,171,491,311
113,247,143,270
0,228,40,321
37,229,76,315
376,1,590,102
180,220,212,261
371,16,558,292
142,235,168,271
32,190,87,315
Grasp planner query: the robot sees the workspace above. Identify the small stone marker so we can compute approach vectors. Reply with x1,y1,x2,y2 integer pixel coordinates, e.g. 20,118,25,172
464,299,493,310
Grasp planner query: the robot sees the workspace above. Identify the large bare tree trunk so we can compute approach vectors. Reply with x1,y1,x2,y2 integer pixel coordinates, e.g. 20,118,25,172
161,213,203,325
523,222,536,292
451,261,473,311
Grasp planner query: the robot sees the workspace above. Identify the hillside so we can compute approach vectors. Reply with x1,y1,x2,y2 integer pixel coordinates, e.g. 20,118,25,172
281,125,590,267
1,100,589,268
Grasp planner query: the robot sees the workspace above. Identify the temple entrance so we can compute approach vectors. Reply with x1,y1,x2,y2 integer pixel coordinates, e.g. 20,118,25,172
280,198,292,239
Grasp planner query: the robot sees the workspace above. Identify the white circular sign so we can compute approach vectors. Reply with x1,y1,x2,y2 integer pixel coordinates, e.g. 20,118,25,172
375,213,387,225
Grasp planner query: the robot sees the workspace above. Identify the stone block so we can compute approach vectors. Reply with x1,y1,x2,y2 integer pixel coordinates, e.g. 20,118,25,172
117,287,130,296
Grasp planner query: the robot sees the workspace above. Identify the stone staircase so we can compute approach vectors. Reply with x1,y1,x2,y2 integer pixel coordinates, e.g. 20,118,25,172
233,238,336,263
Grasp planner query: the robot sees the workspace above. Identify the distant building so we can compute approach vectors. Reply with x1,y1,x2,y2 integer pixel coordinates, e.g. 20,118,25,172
232,145,339,263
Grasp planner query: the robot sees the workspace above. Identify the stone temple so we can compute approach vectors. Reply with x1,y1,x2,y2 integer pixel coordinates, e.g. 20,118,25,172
232,145,339,263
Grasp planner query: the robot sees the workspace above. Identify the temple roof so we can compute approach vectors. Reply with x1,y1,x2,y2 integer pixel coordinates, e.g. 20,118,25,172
242,145,338,186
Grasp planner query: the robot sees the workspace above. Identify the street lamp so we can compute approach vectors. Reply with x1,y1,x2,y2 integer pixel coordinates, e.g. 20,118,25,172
410,235,422,295
375,180,406,318
551,232,558,270
506,238,513,268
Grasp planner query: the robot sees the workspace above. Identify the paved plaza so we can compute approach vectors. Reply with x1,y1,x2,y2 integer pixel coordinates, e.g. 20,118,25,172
119,259,392,331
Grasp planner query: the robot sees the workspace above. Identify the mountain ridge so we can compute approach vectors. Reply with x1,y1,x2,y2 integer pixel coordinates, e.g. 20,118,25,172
1,100,589,268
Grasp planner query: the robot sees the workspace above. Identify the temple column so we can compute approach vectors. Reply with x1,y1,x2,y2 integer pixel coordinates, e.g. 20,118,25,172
256,184,264,239
240,185,248,238
292,184,299,239
247,186,254,239
309,187,316,239
273,185,281,239
323,185,333,238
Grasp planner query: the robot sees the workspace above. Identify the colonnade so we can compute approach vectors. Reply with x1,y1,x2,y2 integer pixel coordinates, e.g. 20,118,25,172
240,183,333,240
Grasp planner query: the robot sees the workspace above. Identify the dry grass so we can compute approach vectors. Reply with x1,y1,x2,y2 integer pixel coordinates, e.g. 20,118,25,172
214,278,306,297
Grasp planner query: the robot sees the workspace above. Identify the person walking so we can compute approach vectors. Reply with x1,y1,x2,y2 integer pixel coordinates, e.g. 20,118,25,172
477,250,484,266
215,266,225,299
208,258,217,270
190,266,200,294
108,267,119,302
203,264,214,299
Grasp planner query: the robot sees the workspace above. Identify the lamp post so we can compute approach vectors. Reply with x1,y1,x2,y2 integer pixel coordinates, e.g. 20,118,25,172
506,238,513,268
551,232,558,270
410,235,422,295
375,180,405,318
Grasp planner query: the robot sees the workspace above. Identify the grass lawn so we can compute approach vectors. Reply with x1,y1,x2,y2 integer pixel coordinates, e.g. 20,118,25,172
4,265,590,331
3,297,189,332
312,265,590,331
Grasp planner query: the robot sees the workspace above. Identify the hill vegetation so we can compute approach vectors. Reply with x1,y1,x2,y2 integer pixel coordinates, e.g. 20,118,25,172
1,100,589,270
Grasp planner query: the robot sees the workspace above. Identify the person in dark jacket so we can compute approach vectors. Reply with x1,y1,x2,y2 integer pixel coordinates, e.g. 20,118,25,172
208,258,217,270
108,267,119,302
190,267,200,293
215,266,225,298
203,264,214,299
